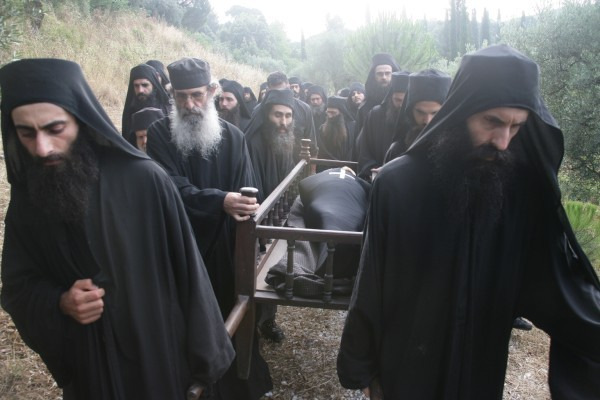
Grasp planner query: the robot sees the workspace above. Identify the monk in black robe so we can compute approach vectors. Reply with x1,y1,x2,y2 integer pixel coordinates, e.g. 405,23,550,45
346,82,365,121
0,58,234,400
217,78,251,131
307,84,327,131
245,88,296,203
243,86,258,112
356,71,409,180
146,57,272,400
384,68,452,163
337,45,600,399
354,53,400,139
316,95,356,168
248,72,317,162
121,63,170,143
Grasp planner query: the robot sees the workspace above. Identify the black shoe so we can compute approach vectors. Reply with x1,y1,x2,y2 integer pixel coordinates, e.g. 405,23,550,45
259,318,285,343
512,317,533,331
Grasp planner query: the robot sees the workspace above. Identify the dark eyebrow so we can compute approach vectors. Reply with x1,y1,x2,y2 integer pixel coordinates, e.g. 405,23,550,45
14,119,67,132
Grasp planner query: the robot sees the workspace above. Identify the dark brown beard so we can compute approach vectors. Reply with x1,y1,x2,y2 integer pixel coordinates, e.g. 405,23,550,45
26,131,99,224
385,101,401,126
218,103,241,128
322,114,348,149
132,89,158,112
429,125,517,225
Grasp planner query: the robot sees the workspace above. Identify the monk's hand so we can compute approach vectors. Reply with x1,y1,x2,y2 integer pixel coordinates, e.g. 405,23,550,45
224,192,259,221
362,387,371,398
59,279,105,325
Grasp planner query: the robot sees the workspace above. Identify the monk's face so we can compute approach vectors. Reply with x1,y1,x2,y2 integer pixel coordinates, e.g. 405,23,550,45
310,94,323,107
466,107,529,155
218,91,238,111
326,108,341,120
412,101,442,130
391,92,406,109
135,129,148,152
133,78,153,100
12,102,79,166
290,83,301,95
174,85,214,113
268,104,293,134
374,65,393,87
350,90,364,105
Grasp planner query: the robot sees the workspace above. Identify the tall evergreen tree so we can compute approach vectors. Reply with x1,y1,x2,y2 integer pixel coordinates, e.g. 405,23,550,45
470,8,479,48
481,8,491,45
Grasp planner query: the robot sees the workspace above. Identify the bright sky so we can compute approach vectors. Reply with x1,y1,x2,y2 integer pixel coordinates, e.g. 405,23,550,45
212,0,559,41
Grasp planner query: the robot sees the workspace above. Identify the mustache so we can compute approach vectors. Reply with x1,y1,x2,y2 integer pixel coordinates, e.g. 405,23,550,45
468,143,514,163
34,153,67,165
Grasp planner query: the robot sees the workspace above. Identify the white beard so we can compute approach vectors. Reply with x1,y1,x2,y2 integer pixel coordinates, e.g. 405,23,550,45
170,99,222,158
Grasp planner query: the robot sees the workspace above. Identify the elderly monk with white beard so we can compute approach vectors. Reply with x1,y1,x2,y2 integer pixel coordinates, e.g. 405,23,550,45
147,57,273,400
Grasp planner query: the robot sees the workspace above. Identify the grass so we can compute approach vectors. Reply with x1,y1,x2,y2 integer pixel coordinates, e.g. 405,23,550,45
0,5,266,129
564,200,600,274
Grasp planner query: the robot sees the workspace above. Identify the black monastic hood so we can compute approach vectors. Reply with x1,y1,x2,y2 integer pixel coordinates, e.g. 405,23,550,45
220,78,251,119
364,53,400,103
0,58,146,186
381,71,410,106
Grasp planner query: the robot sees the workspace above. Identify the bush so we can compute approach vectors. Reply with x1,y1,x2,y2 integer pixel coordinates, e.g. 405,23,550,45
564,200,600,274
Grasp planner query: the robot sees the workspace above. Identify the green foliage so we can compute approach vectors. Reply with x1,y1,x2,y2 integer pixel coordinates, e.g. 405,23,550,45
502,0,600,202
217,6,293,71
564,201,600,272
345,13,438,79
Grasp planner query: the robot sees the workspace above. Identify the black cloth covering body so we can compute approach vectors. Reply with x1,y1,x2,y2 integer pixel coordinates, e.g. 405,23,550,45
266,168,370,297
337,46,600,399
0,59,234,399
147,117,272,400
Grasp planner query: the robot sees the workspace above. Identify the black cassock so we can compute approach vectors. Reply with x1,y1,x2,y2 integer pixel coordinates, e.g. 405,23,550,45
338,45,600,399
355,103,395,180
0,58,234,400
147,117,272,400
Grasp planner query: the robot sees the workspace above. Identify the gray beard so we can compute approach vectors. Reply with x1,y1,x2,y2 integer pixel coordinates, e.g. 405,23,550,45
265,121,295,156
170,99,222,158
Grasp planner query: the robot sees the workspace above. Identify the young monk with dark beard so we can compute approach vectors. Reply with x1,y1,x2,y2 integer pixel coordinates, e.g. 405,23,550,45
0,58,234,400
338,45,600,400
316,95,357,170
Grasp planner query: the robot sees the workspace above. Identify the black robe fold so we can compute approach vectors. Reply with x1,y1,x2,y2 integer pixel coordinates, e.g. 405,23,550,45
355,103,395,179
1,149,235,399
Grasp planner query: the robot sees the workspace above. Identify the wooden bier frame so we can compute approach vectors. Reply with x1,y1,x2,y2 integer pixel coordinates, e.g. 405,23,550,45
223,139,362,379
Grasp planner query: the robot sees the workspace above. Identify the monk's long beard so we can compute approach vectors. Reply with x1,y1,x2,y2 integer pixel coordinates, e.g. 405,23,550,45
429,125,517,225
170,99,222,158
323,114,348,149
26,132,99,224
385,101,401,126
265,120,295,157
219,104,241,128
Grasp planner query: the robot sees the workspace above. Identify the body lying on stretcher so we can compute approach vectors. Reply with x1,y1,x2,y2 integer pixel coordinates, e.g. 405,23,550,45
266,167,371,298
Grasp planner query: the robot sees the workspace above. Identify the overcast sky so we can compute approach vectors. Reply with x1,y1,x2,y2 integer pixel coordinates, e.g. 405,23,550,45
212,0,559,41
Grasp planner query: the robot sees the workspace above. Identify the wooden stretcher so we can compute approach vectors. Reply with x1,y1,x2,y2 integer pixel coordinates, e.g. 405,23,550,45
223,139,363,379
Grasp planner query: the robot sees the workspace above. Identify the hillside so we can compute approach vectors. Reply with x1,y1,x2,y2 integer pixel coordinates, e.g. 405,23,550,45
0,7,266,129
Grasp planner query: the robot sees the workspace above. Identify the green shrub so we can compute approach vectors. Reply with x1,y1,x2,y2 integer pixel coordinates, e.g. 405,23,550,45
564,200,600,274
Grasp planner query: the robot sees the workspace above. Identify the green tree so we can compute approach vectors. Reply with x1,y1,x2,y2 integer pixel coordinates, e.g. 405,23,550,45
181,0,216,35
502,0,600,202
480,8,490,45
344,13,439,79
